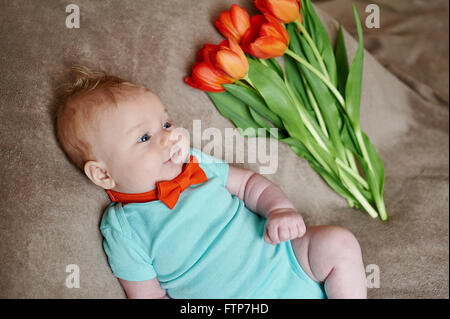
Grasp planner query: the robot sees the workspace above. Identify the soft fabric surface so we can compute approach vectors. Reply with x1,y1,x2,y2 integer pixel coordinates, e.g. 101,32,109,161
0,0,448,298
317,0,449,108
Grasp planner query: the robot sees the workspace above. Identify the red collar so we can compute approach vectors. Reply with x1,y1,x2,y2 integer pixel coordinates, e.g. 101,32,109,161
106,155,207,209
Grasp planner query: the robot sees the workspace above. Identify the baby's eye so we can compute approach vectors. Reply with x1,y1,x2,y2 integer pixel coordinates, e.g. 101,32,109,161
138,133,152,143
163,121,172,129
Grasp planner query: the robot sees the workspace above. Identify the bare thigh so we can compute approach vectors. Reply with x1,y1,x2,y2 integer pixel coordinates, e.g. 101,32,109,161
290,225,324,283
291,225,352,284
291,225,367,298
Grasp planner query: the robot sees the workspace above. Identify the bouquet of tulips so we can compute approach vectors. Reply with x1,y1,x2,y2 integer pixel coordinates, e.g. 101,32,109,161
185,0,388,221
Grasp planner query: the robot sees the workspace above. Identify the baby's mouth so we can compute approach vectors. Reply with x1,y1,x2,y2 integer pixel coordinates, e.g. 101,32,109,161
164,145,182,165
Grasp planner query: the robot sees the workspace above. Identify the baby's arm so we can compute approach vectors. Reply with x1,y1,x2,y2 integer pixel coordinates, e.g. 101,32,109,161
226,166,306,245
119,278,170,299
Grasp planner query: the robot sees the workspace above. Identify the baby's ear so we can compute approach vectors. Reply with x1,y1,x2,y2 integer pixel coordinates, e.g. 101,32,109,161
84,161,116,190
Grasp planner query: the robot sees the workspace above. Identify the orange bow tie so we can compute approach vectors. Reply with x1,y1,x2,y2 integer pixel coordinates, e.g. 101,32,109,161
106,155,207,209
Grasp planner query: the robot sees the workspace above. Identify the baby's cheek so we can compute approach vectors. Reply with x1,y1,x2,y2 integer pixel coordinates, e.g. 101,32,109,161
119,161,141,181
132,164,160,189
119,157,151,180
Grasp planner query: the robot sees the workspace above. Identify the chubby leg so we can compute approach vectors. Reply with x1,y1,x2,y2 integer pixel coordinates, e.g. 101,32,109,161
291,225,367,299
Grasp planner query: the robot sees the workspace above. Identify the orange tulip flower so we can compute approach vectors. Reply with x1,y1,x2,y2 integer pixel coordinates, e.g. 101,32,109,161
214,4,251,43
254,0,301,24
185,39,249,92
241,14,290,59
215,39,249,79
185,45,233,92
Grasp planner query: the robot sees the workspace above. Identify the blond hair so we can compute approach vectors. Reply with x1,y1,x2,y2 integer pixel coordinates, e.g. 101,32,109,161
56,66,144,170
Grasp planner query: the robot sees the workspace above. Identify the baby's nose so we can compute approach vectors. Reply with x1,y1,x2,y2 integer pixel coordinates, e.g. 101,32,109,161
160,129,180,147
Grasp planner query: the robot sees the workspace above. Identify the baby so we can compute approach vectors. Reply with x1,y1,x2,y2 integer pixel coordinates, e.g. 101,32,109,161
56,67,367,299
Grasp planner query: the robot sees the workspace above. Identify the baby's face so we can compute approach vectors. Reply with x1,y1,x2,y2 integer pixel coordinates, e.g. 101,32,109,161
88,89,190,193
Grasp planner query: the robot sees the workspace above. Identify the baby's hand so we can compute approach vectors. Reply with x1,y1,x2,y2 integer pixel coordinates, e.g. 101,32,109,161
264,208,306,246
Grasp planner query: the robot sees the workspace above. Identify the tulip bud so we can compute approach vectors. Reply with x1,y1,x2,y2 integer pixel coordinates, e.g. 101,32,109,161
215,39,249,80
185,39,249,92
185,62,234,92
241,14,290,59
214,4,251,43
255,0,300,24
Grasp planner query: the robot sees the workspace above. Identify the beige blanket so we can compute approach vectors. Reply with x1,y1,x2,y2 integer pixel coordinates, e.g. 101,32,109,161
0,0,448,298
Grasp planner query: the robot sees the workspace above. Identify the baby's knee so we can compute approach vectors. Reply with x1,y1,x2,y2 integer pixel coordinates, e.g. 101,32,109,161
318,225,362,258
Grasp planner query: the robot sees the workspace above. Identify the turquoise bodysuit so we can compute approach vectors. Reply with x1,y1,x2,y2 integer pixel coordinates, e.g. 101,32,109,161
101,147,327,298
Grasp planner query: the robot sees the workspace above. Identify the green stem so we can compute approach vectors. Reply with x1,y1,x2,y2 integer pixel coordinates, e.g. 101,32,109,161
285,48,345,107
340,170,379,218
344,148,362,195
345,148,359,173
354,128,388,220
285,79,330,153
235,79,254,91
355,129,373,172
303,140,334,176
287,75,370,192
286,36,360,182
243,74,255,88
347,198,356,208
336,158,369,189
289,46,366,195
300,72,329,138
295,19,329,81
374,193,388,221
246,60,375,212
258,58,269,67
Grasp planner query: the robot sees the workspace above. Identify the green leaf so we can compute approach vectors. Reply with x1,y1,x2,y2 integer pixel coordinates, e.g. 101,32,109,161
223,83,284,129
290,30,346,162
284,54,314,116
285,24,314,115
279,137,315,162
354,132,386,217
300,1,315,42
247,107,271,138
247,59,314,152
247,59,300,129
283,136,359,204
340,116,360,156
297,27,323,71
361,132,385,196
281,113,360,207
266,58,285,80
309,160,357,202
301,0,338,87
302,132,341,180
285,77,335,154
207,91,261,137
247,59,356,203
345,5,364,130
335,25,349,96
356,156,377,205
339,164,374,203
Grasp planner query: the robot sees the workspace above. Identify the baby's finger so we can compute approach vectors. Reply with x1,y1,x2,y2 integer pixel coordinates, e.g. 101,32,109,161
297,221,306,238
268,224,280,244
278,227,290,242
289,225,298,239
290,224,297,239
264,228,273,245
